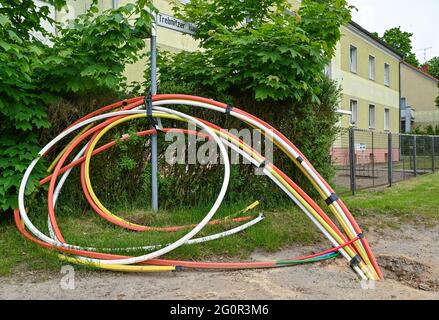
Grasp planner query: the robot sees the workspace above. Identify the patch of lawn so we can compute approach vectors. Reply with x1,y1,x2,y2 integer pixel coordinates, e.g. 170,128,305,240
343,173,439,223
0,215,61,276
393,156,438,171
0,200,319,276
1,173,437,276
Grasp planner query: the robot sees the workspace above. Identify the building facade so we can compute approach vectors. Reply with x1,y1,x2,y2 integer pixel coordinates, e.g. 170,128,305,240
329,22,402,166
400,61,439,133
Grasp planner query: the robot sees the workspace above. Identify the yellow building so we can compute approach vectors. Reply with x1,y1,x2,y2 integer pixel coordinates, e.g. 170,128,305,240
331,22,401,132
400,61,439,132
330,22,403,165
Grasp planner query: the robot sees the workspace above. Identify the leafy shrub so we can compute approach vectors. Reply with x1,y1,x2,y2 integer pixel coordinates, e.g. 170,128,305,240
0,0,61,211
146,77,343,208
0,0,155,213
412,125,439,136
136,0,349,205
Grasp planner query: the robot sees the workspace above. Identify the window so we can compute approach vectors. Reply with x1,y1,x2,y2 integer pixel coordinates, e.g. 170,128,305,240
350,45,358,73
384,108,390,131
369,105,376,129
368,55,375,80
384,63,390,86
349,100,358,125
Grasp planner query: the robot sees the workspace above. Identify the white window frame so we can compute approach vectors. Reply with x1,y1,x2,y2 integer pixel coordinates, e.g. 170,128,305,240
384,63,390,86
350,45,358,73
368,55,376,80
384,108,390,131
349,99,358,126
369,104,376,129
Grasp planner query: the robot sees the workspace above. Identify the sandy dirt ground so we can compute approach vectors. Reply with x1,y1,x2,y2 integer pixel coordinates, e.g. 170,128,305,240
0,222,438,300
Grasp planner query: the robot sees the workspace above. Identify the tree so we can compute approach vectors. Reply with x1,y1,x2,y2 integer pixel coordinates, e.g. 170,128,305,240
379,27,420,67
166,0,352,102
425,56,439,80
436,86,439,108
422,57,439,108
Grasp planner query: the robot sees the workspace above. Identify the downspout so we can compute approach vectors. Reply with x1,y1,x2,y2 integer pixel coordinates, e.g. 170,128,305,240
399,60,402,162
112,0,118,9
399,60,402,133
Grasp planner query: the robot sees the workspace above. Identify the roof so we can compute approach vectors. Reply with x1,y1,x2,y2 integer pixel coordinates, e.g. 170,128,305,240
401,61,439,82
348,21,404,58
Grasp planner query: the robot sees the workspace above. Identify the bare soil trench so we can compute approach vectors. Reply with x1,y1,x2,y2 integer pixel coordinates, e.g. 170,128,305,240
1,222,438,300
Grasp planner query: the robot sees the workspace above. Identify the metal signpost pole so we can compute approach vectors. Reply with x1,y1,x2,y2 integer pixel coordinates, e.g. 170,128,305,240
147,11,196,212
150,12,159,212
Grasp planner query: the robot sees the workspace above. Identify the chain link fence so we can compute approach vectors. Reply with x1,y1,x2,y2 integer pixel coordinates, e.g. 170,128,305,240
331,128,439,194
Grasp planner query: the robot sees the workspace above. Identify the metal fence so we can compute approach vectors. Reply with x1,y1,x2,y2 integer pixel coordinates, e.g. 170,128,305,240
331,128,439,194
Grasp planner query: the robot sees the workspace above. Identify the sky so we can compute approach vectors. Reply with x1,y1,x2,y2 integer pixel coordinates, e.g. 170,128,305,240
347,0,439,63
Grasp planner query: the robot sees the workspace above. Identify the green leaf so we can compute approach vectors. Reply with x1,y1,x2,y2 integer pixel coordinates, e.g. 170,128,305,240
89,6,99,14
0,40,12,51
7,30,22,43
255,87,269,100
0,15,10,27
80,64,108,77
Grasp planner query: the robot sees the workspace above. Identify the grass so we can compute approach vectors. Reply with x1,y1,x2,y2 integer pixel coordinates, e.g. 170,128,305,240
1,173,438,276
343,172,439,223
0,200,319,276
393,156,439,171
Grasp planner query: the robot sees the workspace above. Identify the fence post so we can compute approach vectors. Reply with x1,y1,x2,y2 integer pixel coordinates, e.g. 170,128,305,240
349,128,356,195
388,133,393,187
432,136,435,173
413,135,417,177
371,131,375,187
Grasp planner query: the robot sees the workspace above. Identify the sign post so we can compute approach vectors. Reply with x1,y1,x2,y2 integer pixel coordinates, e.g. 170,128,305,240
150,12,159,212
149,12,196,212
